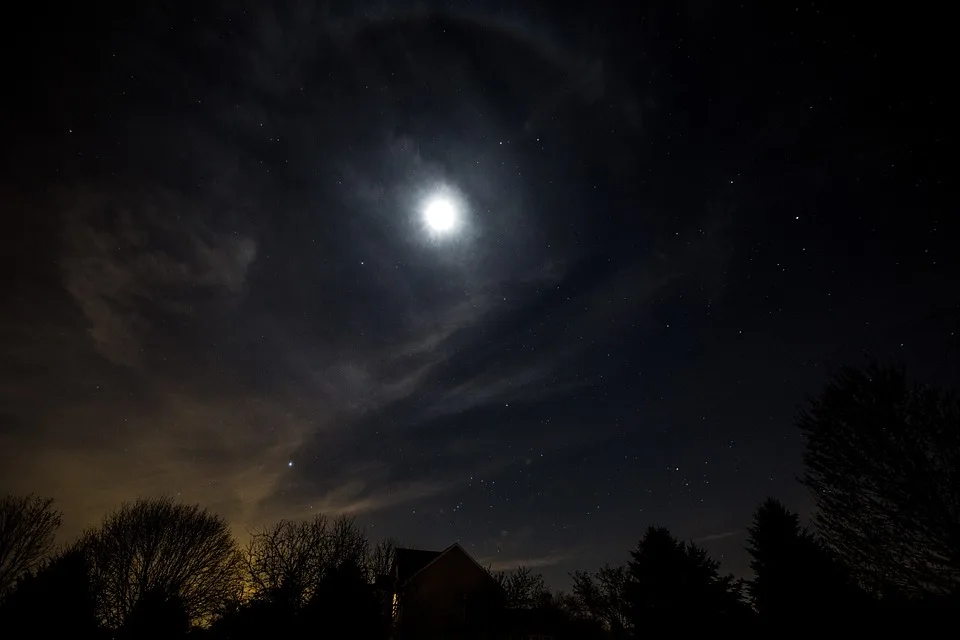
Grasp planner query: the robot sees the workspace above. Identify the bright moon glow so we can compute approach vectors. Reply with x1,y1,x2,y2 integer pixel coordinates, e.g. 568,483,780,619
423,196,459,233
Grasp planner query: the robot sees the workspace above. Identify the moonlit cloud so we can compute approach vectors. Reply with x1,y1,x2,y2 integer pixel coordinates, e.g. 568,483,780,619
483,551,576,572
60,188,257,369
694,530,745,544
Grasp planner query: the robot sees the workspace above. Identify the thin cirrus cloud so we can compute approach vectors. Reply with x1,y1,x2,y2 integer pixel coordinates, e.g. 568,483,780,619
0,179,725,546
483,551,576,572
0,0,731,542
693,530,745,544
60,187,257,369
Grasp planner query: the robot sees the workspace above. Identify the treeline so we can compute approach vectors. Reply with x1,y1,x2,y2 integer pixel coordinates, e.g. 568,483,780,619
1,361,958,637
0,497,396,639
559,362,960,633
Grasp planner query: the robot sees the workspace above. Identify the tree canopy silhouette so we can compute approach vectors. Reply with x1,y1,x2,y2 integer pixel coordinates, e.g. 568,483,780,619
0,548,99,637
799,362,960,596
80,497,242,630
627,526,747,629
0,494,61,596
570,564,630,636
302,560,387,639
217,515,391,639
494,565,550,609
242,514,372,607
120,586,190,640
746,497,856,622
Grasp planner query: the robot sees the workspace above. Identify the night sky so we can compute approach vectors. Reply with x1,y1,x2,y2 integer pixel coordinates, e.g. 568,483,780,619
1,2,954,588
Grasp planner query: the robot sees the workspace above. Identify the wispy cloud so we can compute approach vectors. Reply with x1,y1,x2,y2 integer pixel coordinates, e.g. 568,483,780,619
694,530,744,544
299,480,453,519
483,551,577,572
0,1,737,554
61,188,257,368
1,390,310,538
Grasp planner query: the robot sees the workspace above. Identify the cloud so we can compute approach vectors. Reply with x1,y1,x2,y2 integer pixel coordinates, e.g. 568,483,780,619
302,480,453,518
0,389,310,539
271,218,728,522
0,171,727,547
693,530,744,543
60,188,257,368
483,551,576,572
0,1,736,555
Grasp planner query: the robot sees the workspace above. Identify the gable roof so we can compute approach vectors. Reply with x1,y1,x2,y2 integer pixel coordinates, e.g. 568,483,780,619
395,542,502,591
394,547,443,585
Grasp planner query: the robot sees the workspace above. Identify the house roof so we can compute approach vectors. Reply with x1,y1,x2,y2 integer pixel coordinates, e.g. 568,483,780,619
394,543,504,593
394,547,443,585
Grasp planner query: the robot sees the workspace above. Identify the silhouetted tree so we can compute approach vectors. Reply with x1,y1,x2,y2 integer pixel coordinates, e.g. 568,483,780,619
746,498,810,618
627,526,748,629
0,494,61,596
209,593,298,640
799,362,960,596
120,587,190,640
366,537,397,583
570,564,630,636
746,497,857,623
327,514,371,572
216,515,395,639
494,566,550,609
242,514,369,607
0,548,100,637
80,497,241,630
302,560,388,639
549,590,609,640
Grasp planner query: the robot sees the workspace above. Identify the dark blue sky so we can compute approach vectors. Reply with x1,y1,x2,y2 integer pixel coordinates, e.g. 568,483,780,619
1,1,954,588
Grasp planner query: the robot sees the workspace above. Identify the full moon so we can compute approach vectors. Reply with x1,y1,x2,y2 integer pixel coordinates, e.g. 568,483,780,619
423,195,459,234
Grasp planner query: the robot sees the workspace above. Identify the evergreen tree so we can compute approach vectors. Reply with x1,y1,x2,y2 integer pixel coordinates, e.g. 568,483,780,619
627,526,747,630
0,548,100,637
746,498,855,623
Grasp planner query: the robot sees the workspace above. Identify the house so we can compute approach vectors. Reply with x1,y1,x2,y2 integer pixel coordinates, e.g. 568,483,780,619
389,543,561,640
391,543,505,639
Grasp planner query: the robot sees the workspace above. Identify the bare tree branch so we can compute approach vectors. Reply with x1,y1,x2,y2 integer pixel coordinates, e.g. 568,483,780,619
243,514,374,607
0,494,62,596
492,565,549,609
79,497,241,629
366,538,397,582
800,362,960,596
571,564,631,634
